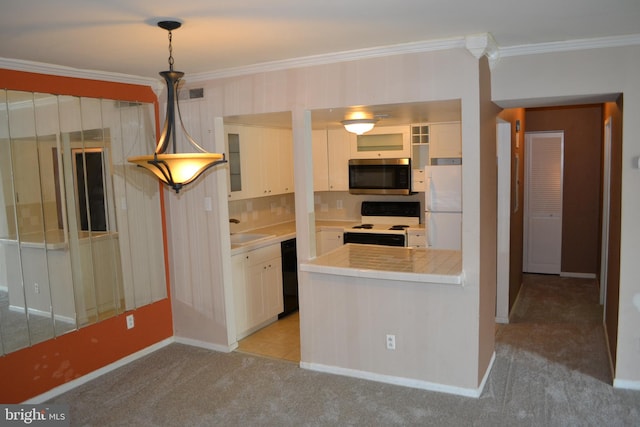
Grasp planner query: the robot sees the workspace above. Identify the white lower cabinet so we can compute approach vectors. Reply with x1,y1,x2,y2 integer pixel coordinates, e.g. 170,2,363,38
232,243,283,339
407,228,426,248
316,229,344,256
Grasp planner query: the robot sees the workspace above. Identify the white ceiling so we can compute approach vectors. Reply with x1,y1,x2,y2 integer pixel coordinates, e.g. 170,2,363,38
2,1,639,128
2,0,639,80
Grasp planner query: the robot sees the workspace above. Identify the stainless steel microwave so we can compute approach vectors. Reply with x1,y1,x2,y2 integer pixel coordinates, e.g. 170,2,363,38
348,158,412,195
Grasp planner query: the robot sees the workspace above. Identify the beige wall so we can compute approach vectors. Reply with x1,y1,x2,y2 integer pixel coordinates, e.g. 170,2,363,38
491,45,640,386
164,46,495,389
477,56,499,382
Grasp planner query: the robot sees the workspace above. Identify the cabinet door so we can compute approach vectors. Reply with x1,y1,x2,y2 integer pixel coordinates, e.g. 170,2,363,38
232,253,249,337
317,230,344,255
245,126,269,198
407,229,426,248
240,244,284,331
312,130,329,192
246,260,267,328
327,129,351,191
268,128,294,195
226,125,255,201
263,255,283,319
350,125,411,159
430,123,462,159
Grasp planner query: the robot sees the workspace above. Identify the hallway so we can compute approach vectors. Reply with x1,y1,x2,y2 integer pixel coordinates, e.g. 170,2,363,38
497,273,611,383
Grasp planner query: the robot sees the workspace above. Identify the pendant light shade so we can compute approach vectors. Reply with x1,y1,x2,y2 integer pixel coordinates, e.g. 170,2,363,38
128,21,226,193
127,153,225,192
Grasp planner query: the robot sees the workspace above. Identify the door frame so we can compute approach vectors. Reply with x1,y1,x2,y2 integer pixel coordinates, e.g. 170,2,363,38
496,120,511,323
600,117,612,306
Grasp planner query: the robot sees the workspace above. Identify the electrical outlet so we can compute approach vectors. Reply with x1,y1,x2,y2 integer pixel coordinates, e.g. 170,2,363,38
126,314,135,329
34,283,40,294
386,334,396,350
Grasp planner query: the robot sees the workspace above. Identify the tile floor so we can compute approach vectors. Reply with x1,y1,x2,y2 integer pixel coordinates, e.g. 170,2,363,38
237,311,300,362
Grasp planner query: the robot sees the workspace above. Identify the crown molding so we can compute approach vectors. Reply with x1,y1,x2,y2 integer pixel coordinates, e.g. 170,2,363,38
4,33,639,87
500,33,640,57
0,57,160,89
187,37,467,82
465,33,500,69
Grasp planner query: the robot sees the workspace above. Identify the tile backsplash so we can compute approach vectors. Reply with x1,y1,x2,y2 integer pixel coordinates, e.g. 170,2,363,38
228,193,296,233
228,191,424,233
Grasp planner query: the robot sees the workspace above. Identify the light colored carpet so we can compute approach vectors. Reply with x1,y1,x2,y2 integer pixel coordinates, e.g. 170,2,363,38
48,274,640,426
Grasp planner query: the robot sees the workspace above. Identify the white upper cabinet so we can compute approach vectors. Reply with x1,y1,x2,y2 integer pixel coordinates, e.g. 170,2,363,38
327,130,351,191
429,122,462,159
226,124,253,201
312,128,351,192
225,124,294,200
312,129,329,192
264,127,294,195
350,125,410,159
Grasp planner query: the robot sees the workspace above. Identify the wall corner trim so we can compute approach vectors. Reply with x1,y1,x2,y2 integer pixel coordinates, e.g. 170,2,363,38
465,33,500,69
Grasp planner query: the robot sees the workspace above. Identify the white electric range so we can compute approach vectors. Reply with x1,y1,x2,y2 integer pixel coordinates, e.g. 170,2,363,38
343,201,421,247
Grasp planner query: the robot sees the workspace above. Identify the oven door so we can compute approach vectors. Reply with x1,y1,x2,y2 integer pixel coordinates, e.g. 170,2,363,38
343,232,406,247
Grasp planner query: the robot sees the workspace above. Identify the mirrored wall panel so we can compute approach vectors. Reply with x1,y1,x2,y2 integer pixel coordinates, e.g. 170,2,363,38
0,90,167,355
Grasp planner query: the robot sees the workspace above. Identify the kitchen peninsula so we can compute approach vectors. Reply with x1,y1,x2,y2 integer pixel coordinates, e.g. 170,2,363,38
298,244,487,397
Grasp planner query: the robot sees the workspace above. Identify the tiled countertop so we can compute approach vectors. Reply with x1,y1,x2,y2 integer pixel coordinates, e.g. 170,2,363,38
230,220,359,253
300,243,463,285
230,221,461,285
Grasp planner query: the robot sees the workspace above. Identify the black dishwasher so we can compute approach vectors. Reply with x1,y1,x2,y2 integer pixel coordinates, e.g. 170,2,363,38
279,238,298,318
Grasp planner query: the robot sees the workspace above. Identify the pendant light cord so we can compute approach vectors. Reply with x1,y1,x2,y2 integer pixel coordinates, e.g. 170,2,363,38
167,30,175,71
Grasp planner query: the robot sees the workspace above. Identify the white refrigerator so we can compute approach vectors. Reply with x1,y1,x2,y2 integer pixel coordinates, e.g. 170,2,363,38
425,164,462,250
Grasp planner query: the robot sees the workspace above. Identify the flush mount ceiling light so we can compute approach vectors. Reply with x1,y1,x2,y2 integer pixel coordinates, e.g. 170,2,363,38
341,118,378,135
128,20,226,193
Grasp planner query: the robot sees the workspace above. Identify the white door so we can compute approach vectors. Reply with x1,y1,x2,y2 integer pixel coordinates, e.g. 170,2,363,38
523,132,564,274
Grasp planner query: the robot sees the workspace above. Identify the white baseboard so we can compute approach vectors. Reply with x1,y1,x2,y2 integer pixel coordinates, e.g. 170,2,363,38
560,272,597,279
495,316,509,324
613,378,640,390
174,336,238,353
24,337,175,404
301,351,495,399
9,304,75,324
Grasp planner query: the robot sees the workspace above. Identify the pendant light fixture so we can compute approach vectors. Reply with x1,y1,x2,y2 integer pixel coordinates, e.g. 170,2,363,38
128,20,226,193
341,118,378,135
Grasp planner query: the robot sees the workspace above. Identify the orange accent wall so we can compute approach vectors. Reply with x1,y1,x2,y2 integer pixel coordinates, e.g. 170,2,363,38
0,68,173,403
